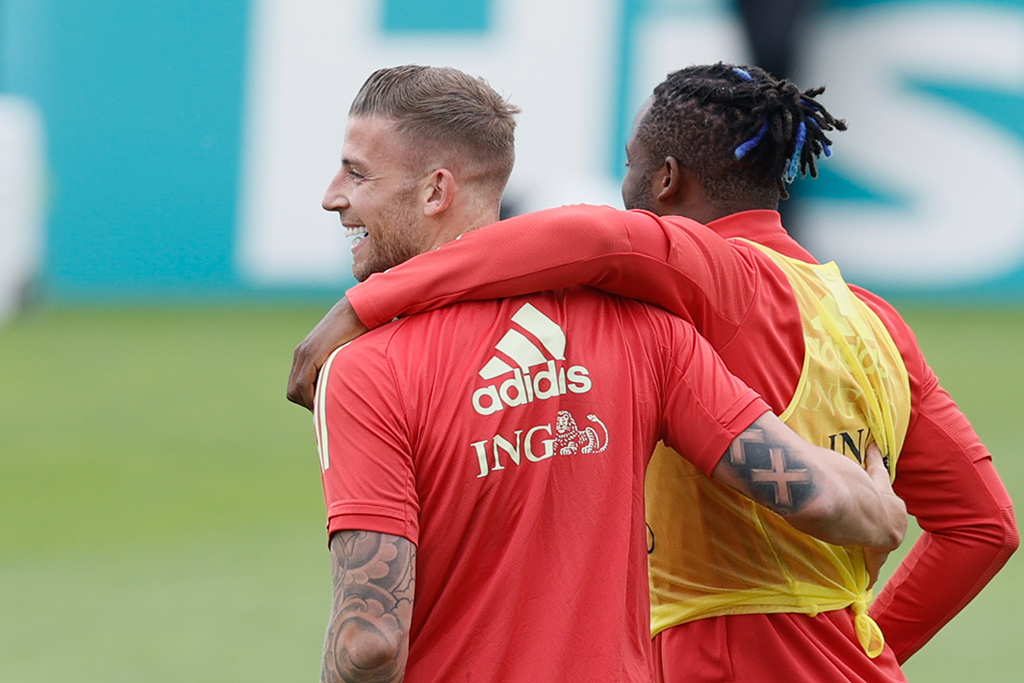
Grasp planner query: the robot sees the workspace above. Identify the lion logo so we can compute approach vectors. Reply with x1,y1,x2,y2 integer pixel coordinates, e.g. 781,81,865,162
554,410,609,455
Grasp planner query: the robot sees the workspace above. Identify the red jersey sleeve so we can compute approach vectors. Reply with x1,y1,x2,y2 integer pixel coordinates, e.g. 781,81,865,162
635,304,770,475
346,204,759,350
314,334,420,544
869,368,1018,662
855,290,1019,663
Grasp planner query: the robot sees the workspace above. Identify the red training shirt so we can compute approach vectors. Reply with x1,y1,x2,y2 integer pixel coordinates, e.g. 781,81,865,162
316,288,768,683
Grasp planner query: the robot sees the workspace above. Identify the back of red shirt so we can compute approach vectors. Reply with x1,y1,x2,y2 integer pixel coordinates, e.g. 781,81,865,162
316,287,766,683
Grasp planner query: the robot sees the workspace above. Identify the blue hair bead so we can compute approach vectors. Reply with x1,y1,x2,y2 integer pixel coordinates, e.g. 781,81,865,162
735,119,769,160
732,67,753,81
784,156,799,183
784,121,807,183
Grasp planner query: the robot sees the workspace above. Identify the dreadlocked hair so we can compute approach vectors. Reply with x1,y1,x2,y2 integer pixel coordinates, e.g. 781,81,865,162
637,62,847,201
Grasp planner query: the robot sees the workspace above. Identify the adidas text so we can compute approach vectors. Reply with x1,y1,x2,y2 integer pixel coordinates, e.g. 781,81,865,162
471,360,592,415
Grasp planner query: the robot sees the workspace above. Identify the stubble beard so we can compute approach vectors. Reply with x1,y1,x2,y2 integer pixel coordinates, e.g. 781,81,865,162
351,199,426,282
622,167,657,214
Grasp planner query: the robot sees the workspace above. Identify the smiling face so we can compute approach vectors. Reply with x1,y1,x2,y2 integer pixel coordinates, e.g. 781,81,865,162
322,116,432,282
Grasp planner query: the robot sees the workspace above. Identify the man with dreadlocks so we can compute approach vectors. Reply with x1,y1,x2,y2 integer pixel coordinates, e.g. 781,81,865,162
288,63,1017,682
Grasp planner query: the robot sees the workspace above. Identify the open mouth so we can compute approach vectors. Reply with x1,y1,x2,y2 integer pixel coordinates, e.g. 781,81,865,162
345,225,368,248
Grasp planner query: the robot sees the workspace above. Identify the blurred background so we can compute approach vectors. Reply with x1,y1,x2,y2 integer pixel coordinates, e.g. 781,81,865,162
1,0,1022,681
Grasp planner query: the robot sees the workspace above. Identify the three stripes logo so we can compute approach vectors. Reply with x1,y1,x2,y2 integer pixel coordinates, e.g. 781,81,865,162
471,303,592,415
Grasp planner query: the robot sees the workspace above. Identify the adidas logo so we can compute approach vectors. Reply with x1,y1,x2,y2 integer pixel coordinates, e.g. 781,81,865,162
472,303,592,416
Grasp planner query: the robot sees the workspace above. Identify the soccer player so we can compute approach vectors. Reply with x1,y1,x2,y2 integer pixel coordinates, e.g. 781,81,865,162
291,64,1018,682
311,64,905,683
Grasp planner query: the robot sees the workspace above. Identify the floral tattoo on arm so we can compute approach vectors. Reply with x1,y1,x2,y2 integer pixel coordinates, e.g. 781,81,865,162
322,531,415,683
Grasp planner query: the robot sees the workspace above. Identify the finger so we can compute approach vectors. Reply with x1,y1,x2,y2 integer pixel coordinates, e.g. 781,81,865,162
864,442,907,551
864,441,881,465
287,347,304,405
864,442,889,484
287,347,316,411
863,546,890,588
299,360,319,410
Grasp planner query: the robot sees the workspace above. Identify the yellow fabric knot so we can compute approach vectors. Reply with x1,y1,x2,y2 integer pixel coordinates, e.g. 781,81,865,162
851,594,884,658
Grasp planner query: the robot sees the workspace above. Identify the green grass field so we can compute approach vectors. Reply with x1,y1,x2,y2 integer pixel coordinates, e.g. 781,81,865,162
2,304,1022,681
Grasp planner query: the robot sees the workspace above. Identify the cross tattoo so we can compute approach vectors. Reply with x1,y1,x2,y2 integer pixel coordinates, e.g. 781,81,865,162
750,447,811,507
728,429,764,466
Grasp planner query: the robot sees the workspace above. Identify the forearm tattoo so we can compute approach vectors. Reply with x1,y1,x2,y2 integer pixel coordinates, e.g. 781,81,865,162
726,426,813,514
322,531,415,683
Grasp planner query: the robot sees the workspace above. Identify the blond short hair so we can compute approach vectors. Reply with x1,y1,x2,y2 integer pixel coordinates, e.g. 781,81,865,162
349,65,519,192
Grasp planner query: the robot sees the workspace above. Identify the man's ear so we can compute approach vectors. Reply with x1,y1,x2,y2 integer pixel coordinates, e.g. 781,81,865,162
655,155,706,215
423,168,455,217
654,156,683,204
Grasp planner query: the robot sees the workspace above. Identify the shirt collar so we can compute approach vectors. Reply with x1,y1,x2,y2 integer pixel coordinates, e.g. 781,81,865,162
706,209,820,264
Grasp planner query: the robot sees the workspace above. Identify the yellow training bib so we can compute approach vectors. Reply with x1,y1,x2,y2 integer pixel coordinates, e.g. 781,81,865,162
647,241,911,657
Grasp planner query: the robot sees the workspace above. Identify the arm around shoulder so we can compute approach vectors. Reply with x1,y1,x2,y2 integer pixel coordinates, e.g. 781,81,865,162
287,296,369,410
711,412,907,551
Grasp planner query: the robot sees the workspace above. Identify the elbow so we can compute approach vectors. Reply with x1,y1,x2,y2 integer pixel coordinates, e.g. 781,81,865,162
954,505,1020,562
323,631,405,683
997,505,1020,558
918,505,1019,570
348,633,403,673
